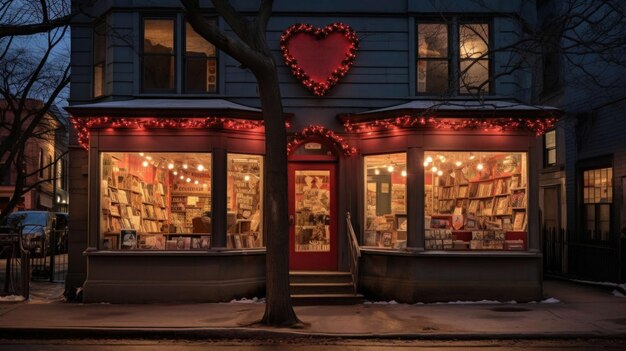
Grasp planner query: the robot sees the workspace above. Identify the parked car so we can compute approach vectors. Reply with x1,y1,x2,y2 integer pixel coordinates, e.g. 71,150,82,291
3,211,58,257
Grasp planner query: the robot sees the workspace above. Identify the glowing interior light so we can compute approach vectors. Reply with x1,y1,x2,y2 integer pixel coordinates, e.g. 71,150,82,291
182,164,188,169
401,170,407,177
437,170,443,176
142,161,149,167
423,161,429,167
186,177,191,183
387,165,394,173
374,168,380,175
146,156,152,160
440,157,446,162
167,163,174,170
180,175,184,180
244,175,251,182
431,166,438,173
194,180,199,185
469,155,476,160
455,161,463,167
139,153,144,156
197,165,204,171
425,156,433,163
173,171,178,175
477,163,484,170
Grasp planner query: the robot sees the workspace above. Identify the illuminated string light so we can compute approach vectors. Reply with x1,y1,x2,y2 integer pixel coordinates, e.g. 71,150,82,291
244,175,251,182
455,161,463,167
425,156,433,163
374,168,380,175
182,164,188,170
167,163,174,170
142,161,148,167
194,180,199,185
477,163,484,170
287,124,356,156
387,165,394,173
431,166,438,173
344,116,557,136
437,170,443,176
280,23,359,96
173,171,178,175
186,178,191,183
197,165,204,171
401,170,407,177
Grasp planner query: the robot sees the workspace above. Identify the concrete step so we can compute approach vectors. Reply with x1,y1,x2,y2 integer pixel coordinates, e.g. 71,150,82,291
290,282,355,295
289,271,353,284
291,293,365,306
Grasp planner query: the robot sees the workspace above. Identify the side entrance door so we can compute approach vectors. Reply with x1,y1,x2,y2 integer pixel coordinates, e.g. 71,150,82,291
288,162,337,271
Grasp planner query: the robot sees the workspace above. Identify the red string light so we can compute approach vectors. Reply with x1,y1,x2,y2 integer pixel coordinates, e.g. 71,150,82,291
70,117,267,150
287,124,357,156
344,115,558,136
280,23,359,97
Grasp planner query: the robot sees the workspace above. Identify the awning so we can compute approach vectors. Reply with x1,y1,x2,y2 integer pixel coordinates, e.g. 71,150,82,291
65,98,292,120
338,99,561,123
338,99,562,135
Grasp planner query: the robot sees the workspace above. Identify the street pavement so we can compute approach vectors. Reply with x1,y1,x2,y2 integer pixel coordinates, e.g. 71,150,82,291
0,279,625,340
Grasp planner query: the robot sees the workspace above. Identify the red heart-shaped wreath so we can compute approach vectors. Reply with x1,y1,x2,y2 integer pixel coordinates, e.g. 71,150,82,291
280,23,359,96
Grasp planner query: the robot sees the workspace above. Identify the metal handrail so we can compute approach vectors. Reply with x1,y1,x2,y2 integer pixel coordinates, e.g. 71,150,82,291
346,212,361,293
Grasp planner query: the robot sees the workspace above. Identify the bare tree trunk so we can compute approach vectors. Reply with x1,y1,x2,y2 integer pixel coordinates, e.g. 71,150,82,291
256,65,300,326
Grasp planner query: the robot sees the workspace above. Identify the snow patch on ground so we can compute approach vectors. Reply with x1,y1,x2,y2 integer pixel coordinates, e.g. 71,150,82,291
364,300,399,305
435,300,517,305
0,295,25,302
571,279,624,290
612,290,626,298
228,297,265,304
541,297,560,304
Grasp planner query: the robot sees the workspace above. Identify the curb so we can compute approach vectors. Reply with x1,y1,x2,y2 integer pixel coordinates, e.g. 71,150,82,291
2,327,626,341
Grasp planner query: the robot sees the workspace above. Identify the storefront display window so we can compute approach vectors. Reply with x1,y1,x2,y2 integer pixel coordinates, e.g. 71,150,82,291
424,151,527,251
100,152,212,250
227,154,263,248
363,153,407,249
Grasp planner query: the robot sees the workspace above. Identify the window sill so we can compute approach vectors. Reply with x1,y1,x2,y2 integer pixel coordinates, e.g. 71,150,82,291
84,248,266,257
360,247,540,258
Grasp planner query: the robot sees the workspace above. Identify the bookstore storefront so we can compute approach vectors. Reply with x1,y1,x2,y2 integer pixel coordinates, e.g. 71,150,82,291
343,100,558,302
67,100,270,303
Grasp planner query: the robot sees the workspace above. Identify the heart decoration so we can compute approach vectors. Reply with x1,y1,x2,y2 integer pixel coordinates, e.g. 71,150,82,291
280,23,359,96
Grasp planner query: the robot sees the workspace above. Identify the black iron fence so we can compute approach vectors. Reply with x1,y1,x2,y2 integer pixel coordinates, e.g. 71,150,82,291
543,226,624,283
30,228,68,283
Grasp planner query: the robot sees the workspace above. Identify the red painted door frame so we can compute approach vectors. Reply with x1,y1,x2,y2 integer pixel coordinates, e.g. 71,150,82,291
288,162,338,271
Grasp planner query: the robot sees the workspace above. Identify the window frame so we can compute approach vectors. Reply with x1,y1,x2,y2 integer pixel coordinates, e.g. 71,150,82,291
415,21,452,95
415,17,493,96
544,129,557,167
579,163,614,242
457,20,492,95
141,16,178,93
183,19,219,94
93,20,107,98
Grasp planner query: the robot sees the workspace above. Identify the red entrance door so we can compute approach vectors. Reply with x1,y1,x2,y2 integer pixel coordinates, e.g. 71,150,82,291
289,162,337,271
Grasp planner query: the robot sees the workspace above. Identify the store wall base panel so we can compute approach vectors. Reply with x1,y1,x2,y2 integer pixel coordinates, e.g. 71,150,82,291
359,251,542,303
83,252,265,303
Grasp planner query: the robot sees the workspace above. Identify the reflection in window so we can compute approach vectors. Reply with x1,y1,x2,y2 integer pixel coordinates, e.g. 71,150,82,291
185,22,217,93
100,152,212,250
459,23,490,94
142,19,175,91
227,154,263,249
417,23,449,94
583,167,612,241
425,151,527,251
363,153,407,248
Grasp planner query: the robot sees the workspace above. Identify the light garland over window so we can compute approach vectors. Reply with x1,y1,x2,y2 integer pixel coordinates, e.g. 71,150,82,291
343,115,558,136
287,124,357,156
70,117,269,150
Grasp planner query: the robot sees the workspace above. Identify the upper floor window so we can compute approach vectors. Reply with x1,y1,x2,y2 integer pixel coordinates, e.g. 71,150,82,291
583,167,612,241
544,130,556,167
416,20,490,95
93,21,106,98
185,22,217,93
142,18,175,92
38,148,45,178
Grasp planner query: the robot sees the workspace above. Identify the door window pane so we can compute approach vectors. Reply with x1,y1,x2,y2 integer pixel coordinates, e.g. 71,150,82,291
363,153,407,248
227,154,263,249
295,170,331,252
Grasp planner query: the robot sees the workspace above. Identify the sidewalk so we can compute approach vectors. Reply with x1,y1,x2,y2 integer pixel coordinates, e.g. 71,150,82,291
0,279,625,340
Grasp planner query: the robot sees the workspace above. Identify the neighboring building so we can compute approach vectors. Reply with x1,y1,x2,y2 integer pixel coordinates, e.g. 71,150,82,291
538,0,626,283
66,1,559,303
0,100,69,216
